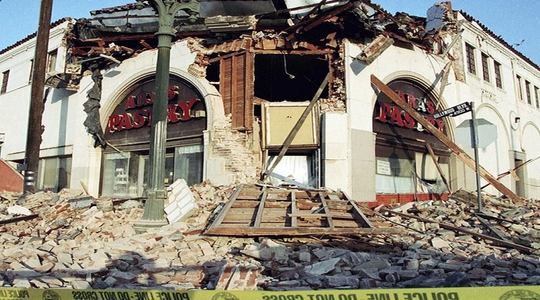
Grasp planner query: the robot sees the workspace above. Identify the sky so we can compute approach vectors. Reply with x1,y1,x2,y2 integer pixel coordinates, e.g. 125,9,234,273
0,0,538,66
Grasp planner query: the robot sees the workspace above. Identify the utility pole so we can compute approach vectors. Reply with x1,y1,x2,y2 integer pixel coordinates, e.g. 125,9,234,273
23,0,53,193
132,0,200,233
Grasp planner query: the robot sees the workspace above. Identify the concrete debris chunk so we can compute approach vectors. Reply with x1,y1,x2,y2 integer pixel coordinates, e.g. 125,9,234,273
6,205,32,216
165,179,199,223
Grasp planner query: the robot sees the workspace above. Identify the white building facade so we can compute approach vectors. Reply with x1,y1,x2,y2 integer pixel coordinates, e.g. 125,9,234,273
0,2,538,205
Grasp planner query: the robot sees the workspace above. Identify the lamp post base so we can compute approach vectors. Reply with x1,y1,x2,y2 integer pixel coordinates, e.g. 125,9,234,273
133,218,169,234
133,190,168,234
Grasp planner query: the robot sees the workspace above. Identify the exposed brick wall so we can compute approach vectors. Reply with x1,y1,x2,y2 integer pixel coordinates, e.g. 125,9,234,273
210,114,261,184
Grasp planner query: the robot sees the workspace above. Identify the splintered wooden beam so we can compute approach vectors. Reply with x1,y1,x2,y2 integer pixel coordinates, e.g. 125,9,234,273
291,191,298,228
425,142,451,193
370,75,523,204
205,184,244,232
319,192,334,228
253,188,268,227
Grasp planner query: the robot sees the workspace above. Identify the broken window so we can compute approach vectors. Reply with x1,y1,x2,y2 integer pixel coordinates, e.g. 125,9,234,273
266,154,318,187
1,70,9,94
465,43,476,75
494,60,502,88
47,49,58,73
38,156,72,192
254,54,329,102
525,80,532,105
481,52,490,82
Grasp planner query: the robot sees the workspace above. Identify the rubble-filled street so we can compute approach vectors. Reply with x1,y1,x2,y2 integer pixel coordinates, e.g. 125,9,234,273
0,182,539,291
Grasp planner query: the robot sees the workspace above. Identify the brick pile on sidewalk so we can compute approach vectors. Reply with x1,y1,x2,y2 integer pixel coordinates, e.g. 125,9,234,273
0,182,539,290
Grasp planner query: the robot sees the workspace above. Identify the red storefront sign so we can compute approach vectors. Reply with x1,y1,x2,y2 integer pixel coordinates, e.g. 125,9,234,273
108,85,202,133
375,88,445,134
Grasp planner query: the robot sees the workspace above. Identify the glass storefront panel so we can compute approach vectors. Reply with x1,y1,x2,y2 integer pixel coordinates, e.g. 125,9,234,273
102,145,203,197
38,156,72,192
174,145,203,187
375,154,449,194
103,152,133,197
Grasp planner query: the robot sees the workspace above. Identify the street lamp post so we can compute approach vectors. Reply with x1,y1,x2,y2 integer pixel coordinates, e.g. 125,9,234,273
133,0,200,233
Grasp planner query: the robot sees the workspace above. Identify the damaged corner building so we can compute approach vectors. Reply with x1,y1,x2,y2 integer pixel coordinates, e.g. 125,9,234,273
1,0,539,203
0,0,540,292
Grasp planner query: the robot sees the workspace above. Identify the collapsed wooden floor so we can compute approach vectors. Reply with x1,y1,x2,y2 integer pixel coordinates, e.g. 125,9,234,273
204,184,402,237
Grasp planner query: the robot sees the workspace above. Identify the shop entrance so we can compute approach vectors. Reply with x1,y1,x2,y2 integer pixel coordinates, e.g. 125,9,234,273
102,75,207,197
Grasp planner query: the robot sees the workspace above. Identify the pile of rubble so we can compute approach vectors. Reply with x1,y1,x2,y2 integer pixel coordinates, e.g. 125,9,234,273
0,182,539,291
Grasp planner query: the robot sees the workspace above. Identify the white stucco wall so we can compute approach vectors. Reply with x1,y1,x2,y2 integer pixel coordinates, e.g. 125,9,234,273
339,11,540,201
0,21,72,161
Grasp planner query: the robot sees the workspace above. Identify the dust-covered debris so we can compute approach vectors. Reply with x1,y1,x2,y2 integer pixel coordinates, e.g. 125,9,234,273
0,182,539,290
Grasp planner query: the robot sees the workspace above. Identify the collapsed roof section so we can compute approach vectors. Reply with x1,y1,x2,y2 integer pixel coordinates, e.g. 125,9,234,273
64,0,458,82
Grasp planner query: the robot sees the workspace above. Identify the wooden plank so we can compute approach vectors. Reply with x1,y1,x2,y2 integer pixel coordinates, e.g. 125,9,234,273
482,155,540,189
291,191,298,228
222,209,257,223
253,188,268,228
371,75,523,204
288,212,355,220
476,215,511,242
342,191,373,228
288,213,332,219
206,184,244,231
205,226,403,237
425,142,452,193
381,208,534,253
319,192,334,228
327,194,341,201
231,200,292,209
0,214,39,225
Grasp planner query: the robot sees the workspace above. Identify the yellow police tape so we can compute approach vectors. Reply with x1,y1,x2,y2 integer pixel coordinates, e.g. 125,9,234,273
1,286,540,300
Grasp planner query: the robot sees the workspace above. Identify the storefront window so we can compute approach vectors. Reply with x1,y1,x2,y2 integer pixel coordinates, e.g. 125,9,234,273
103,145,203,197
174,144,203,186
102,75,206,198
38,156,72,192
375,156,415,194
103,153,136,197
373,79,450,196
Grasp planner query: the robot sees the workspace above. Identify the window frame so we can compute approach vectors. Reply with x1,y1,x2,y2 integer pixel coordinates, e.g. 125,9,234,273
525,80,532,105
516,75,523,101
481,52,490,82
1,70,9,94
494,60,503,88
465,43,476,75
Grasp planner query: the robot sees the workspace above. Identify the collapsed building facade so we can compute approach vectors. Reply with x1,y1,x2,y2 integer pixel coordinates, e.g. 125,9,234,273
0,0,539,206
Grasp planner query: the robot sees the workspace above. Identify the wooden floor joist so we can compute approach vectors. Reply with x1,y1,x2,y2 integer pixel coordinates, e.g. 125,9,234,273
204,184,397,237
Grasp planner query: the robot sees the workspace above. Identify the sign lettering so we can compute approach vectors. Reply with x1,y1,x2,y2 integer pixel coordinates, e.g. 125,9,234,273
108,85,202,133
375,90,445,134
433,102,471,119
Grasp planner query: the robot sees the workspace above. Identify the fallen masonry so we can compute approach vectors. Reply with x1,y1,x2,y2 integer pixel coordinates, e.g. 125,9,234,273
0,182,539,290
